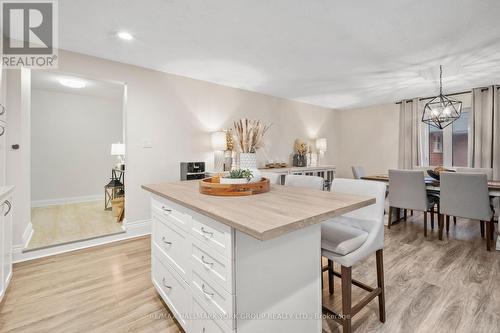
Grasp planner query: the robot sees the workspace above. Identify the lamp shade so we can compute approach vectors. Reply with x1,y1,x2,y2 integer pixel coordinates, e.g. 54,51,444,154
111,143,125,156
316,138,327,152
211,131,227,151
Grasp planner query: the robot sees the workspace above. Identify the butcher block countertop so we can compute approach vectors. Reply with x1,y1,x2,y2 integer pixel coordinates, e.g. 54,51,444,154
142,181,375,241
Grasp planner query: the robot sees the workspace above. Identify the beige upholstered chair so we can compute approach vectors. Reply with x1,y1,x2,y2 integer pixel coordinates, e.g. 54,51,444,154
259,171,282,185
439,172,495,250
387,170,439,236
351,166,365,179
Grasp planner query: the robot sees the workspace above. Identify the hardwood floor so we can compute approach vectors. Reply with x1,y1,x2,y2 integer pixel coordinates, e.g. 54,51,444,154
1,213,499,333
28,201,125,250
0,236,182,333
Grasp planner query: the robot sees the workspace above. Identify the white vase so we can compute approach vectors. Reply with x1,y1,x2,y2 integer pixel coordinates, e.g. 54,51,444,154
220,178,250,184
239,153,257,169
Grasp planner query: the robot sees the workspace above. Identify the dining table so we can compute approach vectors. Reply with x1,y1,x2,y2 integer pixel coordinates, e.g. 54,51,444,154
362,174,500,250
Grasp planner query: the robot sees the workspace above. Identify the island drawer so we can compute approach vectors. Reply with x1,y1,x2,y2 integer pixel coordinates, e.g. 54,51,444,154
152,196,191,232
191,213,233,260
152,252,190,330
192,269,235,330
192,296,233,333
191,238,234,294
152,214,190,281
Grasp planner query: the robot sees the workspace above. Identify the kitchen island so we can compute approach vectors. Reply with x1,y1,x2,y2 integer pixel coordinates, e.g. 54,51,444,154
142,181,374,333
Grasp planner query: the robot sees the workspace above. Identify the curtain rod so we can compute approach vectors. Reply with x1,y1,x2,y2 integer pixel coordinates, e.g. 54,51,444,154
395,86,498,105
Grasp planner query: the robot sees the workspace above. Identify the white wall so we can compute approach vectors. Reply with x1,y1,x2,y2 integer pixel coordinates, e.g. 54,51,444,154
31,89,123,202
7,50,337,248
334,103,399,178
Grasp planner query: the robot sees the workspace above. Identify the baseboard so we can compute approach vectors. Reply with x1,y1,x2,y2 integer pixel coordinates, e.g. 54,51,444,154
31,194,102,208
13,219,151,263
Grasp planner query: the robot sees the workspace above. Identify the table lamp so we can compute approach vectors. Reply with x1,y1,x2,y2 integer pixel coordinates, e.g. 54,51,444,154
111,142,125,169
211,131,227,172
316,138,327,165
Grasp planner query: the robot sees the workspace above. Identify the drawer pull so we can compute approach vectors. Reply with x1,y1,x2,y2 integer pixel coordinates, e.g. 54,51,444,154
3,200,11,216
0,125,4,137
161,236,172,245
0,104,5,116
200,227,213,238
201,255,214,267
201,284,214,297
162,277,172,289
161,206,172,213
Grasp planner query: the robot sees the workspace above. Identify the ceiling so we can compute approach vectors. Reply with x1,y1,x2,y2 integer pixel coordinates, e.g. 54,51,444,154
31,70,124,100
58,0,500,109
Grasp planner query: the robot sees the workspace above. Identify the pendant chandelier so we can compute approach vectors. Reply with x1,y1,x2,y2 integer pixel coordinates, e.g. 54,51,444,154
421,65,462,129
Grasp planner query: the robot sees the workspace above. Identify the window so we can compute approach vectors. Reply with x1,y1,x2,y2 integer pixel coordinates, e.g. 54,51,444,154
452,112,469,167
424,107,470,167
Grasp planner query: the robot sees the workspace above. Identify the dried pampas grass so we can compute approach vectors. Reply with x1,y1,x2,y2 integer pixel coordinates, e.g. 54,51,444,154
233,118,271,153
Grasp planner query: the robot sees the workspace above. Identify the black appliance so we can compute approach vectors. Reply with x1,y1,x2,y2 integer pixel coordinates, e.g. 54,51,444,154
180,162,206,180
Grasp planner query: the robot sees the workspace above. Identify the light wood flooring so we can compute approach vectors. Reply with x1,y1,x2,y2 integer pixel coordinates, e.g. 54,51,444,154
28,201,124,250
1,213,499,333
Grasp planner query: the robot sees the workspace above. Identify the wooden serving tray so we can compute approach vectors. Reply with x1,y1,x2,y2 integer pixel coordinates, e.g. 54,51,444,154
199,177,270,196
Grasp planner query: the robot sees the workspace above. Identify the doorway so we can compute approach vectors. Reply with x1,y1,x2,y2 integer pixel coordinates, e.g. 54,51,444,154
26,70,126,250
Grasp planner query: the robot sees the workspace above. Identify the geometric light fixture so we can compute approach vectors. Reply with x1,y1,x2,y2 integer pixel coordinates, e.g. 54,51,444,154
421,65,462,129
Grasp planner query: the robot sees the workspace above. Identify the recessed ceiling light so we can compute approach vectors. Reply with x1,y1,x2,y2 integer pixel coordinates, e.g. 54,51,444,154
117,31,133,40
59,78,86,89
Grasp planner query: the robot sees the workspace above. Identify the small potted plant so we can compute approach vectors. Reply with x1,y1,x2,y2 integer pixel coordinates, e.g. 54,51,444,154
220,169,254,184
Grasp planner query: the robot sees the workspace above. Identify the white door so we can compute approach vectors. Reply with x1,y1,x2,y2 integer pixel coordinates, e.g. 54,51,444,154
2,197,12,289
0,200,4,299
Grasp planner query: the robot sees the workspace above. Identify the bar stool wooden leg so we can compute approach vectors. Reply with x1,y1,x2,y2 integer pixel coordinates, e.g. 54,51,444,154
480,221,485,238
328,259,334,295
341,265,352,333
376,249,386,323
446,215,450,234
453,216,457,225
404,209,407,221
387,206,393,229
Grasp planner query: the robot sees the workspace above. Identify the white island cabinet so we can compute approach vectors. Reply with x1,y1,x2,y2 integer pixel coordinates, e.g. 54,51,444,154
143,181,374,333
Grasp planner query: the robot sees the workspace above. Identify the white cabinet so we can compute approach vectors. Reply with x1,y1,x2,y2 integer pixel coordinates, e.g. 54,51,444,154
151,195,234,333
149,194,323,333
0,189,13,303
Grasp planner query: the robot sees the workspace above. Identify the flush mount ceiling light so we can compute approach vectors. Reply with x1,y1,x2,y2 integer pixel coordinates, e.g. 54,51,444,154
117,31,134,40
421,65,462,130
59,78,86,88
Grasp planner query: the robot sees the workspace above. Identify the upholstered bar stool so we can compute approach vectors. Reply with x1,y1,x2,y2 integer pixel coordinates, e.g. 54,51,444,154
439,172,495,249
284,174,324,190
387,170,439,236
322,178,387,333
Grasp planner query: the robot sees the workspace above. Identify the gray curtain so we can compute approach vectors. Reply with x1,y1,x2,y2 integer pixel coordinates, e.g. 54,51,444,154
398,98,421,169
469,86,500,179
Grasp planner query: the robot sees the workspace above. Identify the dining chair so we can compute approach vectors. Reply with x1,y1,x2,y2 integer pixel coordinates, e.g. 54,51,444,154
322,178,387,333
439,172,495,250
259,171,282,185
284,174,324,190
351,166,365,179
387,170,439,236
